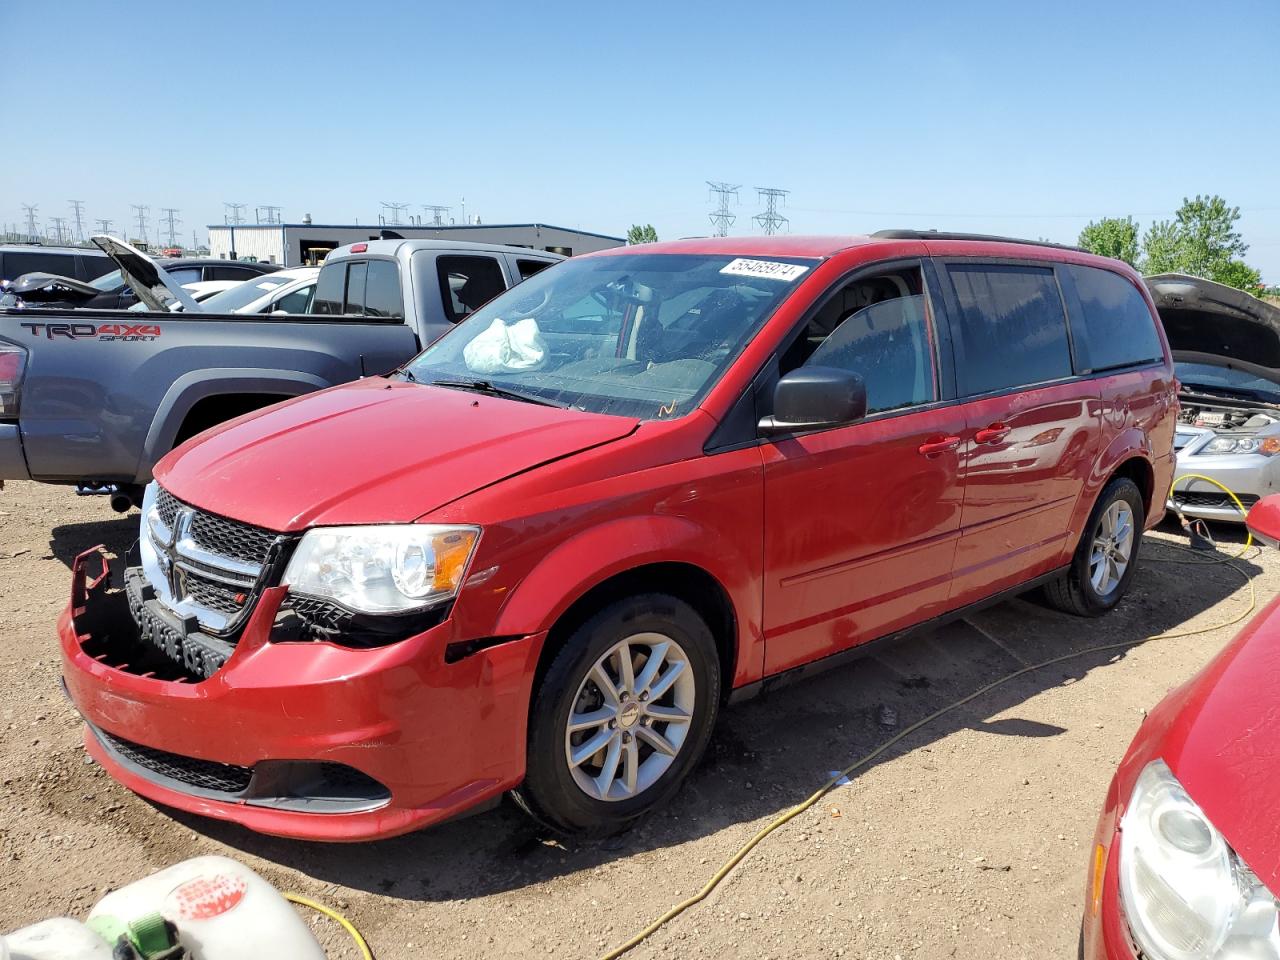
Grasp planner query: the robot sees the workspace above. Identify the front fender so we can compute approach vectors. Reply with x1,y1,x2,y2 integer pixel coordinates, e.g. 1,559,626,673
138,368,329,481
490,514,764,688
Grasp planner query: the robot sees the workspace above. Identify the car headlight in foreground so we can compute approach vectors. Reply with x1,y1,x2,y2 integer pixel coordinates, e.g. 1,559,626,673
1119,760,1279,959
1201,436,1280,456
283,525,480,614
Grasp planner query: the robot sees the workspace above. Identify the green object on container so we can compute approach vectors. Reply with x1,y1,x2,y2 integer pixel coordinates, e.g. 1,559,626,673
128,912,175,957
86,911,177,958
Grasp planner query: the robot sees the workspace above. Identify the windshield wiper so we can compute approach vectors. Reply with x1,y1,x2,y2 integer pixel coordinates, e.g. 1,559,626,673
427,378,566,408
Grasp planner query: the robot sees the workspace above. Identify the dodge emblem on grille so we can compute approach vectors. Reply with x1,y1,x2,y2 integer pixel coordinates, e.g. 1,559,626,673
166,507,195,600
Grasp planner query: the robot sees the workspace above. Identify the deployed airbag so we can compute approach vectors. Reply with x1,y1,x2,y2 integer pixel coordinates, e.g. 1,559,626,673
463,317,547,374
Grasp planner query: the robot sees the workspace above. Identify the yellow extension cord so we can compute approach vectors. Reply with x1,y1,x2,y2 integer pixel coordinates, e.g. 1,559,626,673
285,892,375,960
598,474,1258,960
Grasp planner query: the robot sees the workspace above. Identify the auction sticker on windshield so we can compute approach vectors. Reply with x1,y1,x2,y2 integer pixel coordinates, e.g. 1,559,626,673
719,258,809,282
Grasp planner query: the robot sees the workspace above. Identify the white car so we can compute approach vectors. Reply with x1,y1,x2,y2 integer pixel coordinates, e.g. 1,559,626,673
197,267,319,315
128,280,242,312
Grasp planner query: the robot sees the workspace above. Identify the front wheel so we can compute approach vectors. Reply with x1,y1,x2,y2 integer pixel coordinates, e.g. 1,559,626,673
1041,476,1145,617
513,593,721,835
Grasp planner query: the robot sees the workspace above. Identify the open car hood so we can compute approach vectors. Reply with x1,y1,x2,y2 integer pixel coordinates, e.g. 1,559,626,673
90,235,200,313
1146,273,1280,380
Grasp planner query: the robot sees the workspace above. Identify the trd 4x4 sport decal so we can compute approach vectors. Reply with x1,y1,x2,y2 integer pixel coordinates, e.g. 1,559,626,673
19,322,161,342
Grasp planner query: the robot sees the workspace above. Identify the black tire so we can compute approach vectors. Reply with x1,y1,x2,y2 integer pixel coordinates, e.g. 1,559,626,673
512,593,721,835
1041,477,1145,617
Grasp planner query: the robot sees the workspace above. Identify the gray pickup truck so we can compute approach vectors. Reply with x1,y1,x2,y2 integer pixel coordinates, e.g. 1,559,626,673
0,236,562,509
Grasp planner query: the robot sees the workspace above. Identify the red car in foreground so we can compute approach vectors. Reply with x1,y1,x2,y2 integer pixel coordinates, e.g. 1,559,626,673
1083,497,1280,960
59,232,1175,840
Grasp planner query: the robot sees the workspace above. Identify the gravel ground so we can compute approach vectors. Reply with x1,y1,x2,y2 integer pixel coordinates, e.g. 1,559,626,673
0,479,1271,958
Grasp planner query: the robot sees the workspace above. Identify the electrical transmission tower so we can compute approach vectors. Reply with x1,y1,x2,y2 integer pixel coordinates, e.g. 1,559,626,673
160,208,182,247
421,204,451,226
256,205,282,224
94,218,113,236
69,200,86,243
379,202,409,226
223,202,247,225
49,217,69,244
21,204,38,240
131,204,150,243
706,181,740,237
752,187,790,235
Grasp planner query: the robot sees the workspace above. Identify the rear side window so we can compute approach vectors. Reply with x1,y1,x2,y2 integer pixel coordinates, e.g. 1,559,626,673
311,263,345,314
1,252,76,279
209,265,257,282
363,260,403,318
77,255,114,280
438,255,506,323
946,264,1073,396
166,267,202,285
517,258,553,281
1065,265,1163,372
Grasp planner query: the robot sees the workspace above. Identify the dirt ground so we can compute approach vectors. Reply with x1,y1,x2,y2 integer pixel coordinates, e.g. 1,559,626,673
0,479,1272,959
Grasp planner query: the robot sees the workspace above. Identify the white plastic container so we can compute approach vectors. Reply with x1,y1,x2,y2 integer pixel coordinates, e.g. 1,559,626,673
89,856,325,960
3,918,114,960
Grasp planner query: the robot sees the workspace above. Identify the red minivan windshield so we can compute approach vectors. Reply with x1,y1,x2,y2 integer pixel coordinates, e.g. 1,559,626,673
402,253,816,419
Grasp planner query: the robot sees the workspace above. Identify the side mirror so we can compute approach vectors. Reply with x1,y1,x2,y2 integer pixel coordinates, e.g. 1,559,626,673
758,366,867,437
1246,495,1280,548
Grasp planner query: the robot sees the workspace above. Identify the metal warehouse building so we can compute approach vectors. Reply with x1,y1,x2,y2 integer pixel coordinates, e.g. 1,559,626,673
207,221,625,266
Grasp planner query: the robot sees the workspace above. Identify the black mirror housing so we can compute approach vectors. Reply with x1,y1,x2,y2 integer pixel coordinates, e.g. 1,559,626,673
758,366,867,437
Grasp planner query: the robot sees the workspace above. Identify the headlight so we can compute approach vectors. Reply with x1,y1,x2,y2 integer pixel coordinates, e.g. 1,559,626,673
1119,760,1280,959
283,525,480,614
1203,436,1280,456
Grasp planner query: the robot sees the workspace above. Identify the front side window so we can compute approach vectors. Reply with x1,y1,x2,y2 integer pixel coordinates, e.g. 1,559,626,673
166,267,202,285
273,283,315,314
782,267,937,416
438,255,506,323
947,263,1073,396
404,253,815,419
1065,264,1163,373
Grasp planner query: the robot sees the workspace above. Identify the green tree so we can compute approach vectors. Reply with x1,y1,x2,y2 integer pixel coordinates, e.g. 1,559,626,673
1077,216,1139,265
1139,195,1258,290
627,224,659,245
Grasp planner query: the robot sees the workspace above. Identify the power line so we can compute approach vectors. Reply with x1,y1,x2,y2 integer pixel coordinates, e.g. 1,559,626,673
256,205,282,224
753,187,790,235
94,218,113,235
223,201,247,225
48,217,69,244
379,201,409,226
21,203,38,240
160,207,182,247
131,204,150,243
421,204,451,226
706,181,740,237
69,200,86,243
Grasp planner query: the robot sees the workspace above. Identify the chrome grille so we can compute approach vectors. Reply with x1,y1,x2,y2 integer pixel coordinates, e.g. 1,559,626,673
144,486,281,634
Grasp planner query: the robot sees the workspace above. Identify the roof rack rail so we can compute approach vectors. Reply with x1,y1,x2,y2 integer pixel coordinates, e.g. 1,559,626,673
871,229,1087,254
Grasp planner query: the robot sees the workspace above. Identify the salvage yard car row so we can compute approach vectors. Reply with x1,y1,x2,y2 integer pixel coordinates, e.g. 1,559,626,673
6,230,1280,959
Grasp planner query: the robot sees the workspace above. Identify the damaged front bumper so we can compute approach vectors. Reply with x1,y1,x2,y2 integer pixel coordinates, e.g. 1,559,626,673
59,547,542,841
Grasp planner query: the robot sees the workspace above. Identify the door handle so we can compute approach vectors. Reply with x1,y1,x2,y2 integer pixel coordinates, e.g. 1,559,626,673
918,436,962,457
975,422,1011,444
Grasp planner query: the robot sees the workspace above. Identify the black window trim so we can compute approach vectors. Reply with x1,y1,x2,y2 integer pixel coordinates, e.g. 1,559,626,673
931,254,1084,403
706,256,956,452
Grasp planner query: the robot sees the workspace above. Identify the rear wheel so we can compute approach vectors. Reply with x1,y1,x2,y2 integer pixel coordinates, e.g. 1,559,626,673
1041,477,1144,617
513,593,720,835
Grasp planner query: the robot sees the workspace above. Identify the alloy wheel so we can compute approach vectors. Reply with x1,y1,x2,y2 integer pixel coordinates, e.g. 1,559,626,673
1089,500,1135,597
564,632,696,802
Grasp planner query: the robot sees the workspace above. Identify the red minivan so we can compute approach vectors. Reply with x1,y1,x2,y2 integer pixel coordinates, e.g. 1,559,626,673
60,232,1176,840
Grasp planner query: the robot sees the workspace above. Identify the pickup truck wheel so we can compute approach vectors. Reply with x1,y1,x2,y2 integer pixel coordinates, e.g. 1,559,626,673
513,593,720,835
1041,477,1145,617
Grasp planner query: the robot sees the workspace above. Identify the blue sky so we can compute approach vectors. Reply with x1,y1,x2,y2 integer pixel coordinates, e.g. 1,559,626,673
3,0,1278,278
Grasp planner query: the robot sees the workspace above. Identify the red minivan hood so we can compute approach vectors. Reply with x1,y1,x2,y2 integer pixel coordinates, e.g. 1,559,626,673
155,378,639,530
1157,595,1280,890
